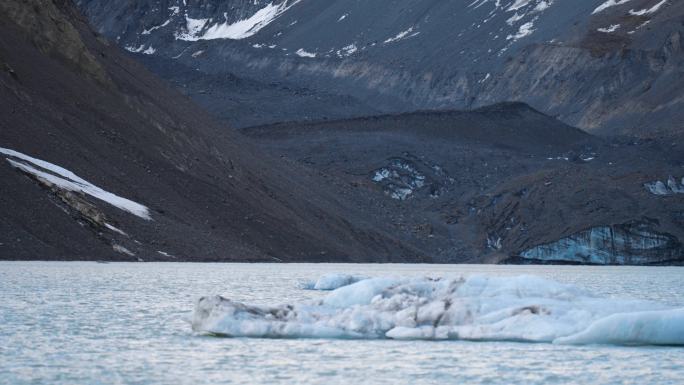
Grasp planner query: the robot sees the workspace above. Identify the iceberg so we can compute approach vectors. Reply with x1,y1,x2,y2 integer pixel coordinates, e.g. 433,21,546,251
554,309,684,346
299,273,368,290
192,275,684,346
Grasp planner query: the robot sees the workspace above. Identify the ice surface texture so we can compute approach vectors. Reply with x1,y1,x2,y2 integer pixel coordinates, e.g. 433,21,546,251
192,275,684,345
299,273,368,290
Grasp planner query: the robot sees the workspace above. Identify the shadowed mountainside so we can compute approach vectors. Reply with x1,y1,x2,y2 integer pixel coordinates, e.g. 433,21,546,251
0,0,423,262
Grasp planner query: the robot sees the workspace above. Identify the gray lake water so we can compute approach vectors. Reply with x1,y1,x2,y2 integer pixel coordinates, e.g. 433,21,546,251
1,262,683,385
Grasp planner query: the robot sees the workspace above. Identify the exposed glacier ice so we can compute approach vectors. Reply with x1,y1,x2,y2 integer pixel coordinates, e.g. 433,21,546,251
192,275,684,346
299,273,368,290
644,176,684,195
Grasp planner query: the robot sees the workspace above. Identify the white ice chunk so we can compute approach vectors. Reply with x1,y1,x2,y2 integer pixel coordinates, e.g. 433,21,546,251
555,309,684,346
300,273,369,290
192,275,682,346
1,147,151,220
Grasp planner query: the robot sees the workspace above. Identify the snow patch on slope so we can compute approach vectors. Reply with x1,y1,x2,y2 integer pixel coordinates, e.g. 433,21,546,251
593,0,633,14
598,24,620,33
175,17,208,40
507,21,535,41
336,44,358,57
384,27,420,44
629,0,668,16
295,48,316,58
177,1,302,41
1,147,151,220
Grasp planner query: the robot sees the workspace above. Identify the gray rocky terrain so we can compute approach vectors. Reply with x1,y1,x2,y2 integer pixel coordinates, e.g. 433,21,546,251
76,0,684,135
1,0,683,264
241,107,684,264
0,0,423,262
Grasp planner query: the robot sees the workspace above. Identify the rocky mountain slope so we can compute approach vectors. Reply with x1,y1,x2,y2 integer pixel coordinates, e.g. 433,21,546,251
241,105,684,264
3,0,683,264
0,0,422,262
76,0,684,135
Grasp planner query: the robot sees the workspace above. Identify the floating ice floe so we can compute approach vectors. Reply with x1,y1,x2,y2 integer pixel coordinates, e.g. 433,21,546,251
299,273,369,290
192,275,684,345
0,147,151,220
644,176,684,196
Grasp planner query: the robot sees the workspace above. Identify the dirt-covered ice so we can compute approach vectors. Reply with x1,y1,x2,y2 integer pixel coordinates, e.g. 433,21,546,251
192,274,684,345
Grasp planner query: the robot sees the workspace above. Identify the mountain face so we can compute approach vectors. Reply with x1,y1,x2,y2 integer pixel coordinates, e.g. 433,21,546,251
240,105,684,264
2,0,683,264
76,0,684,135
0,0,425,262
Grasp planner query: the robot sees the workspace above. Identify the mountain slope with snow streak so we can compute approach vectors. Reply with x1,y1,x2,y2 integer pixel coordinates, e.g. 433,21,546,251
76,0,684,135
0,0,423,262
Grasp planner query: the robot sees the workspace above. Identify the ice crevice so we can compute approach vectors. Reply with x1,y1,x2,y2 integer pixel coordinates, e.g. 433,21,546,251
192,275,684,346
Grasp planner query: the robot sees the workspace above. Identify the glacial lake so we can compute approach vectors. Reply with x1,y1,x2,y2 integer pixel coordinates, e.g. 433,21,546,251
1,262,683,385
